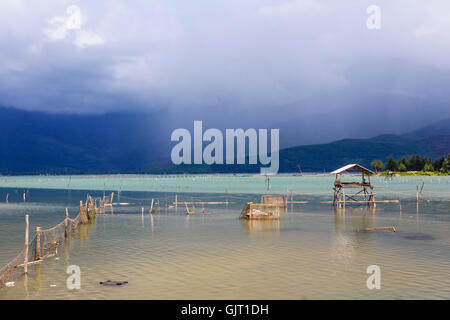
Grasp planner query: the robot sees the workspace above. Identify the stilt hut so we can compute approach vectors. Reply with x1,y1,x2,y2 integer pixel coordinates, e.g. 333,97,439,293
331,164,375,206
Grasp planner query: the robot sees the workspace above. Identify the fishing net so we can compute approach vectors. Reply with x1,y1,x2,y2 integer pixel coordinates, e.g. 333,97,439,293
67,215,81,236
39,220,66,259
0,211,83,286
261,195,286,207
102,194,112,205
0,235,37,285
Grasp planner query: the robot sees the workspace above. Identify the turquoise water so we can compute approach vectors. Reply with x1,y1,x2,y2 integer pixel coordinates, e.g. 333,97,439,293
1,174,449,200
0,175,449,299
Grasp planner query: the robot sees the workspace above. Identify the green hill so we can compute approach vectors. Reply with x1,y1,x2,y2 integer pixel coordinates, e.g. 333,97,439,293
154,119,450,173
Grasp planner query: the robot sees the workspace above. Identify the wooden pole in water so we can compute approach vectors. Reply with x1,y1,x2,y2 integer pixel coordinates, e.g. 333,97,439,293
5,193,9,203
225,190,228,209
24,215,29,274
291,191,293,211
149,199,154,214
65,208,69,239
142,207,144,216
175,194,178,210
85,195,90,220
35,227,41,260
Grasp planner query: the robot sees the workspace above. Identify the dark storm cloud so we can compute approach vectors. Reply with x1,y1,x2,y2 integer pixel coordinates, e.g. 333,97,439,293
1,0,450,132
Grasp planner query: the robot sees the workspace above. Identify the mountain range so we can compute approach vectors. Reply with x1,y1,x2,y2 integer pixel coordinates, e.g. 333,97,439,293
0,106,448,174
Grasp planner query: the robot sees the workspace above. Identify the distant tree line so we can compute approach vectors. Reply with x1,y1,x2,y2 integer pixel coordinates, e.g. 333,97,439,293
370,154,450,173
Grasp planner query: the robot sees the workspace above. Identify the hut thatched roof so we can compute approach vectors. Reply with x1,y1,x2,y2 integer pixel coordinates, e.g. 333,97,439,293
330,164,374,175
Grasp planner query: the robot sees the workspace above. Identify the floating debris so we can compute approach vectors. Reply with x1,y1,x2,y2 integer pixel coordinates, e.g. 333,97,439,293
403,234,435,241
5,282,14,287
100,280,128,286
358,226,397,233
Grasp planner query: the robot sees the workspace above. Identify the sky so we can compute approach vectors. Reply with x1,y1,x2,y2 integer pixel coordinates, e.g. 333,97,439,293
1,0,450,144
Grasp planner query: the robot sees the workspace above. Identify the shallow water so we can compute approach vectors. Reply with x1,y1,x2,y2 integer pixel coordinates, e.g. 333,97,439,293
0,175,449,299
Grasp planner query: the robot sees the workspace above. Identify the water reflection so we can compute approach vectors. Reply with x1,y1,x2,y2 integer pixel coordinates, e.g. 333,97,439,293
332,206,380,265
23,273,28,299
333,206,376,234
241,219,280,235
332,207,374,266
34,264,40,293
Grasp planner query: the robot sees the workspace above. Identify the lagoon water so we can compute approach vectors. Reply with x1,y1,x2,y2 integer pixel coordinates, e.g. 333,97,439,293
0,175,449,299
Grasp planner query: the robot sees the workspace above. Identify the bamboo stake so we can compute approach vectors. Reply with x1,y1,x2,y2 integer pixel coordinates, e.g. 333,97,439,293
36,227,40,260
85,195,90,221
226,190,228,209
24,215,29,274
65,208,69,239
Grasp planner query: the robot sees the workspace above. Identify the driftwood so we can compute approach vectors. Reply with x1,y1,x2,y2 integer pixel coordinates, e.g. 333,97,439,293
358,226,397,233
15,260,43,269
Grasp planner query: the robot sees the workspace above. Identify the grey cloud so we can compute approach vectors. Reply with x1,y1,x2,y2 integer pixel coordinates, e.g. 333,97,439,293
0,0,449,137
